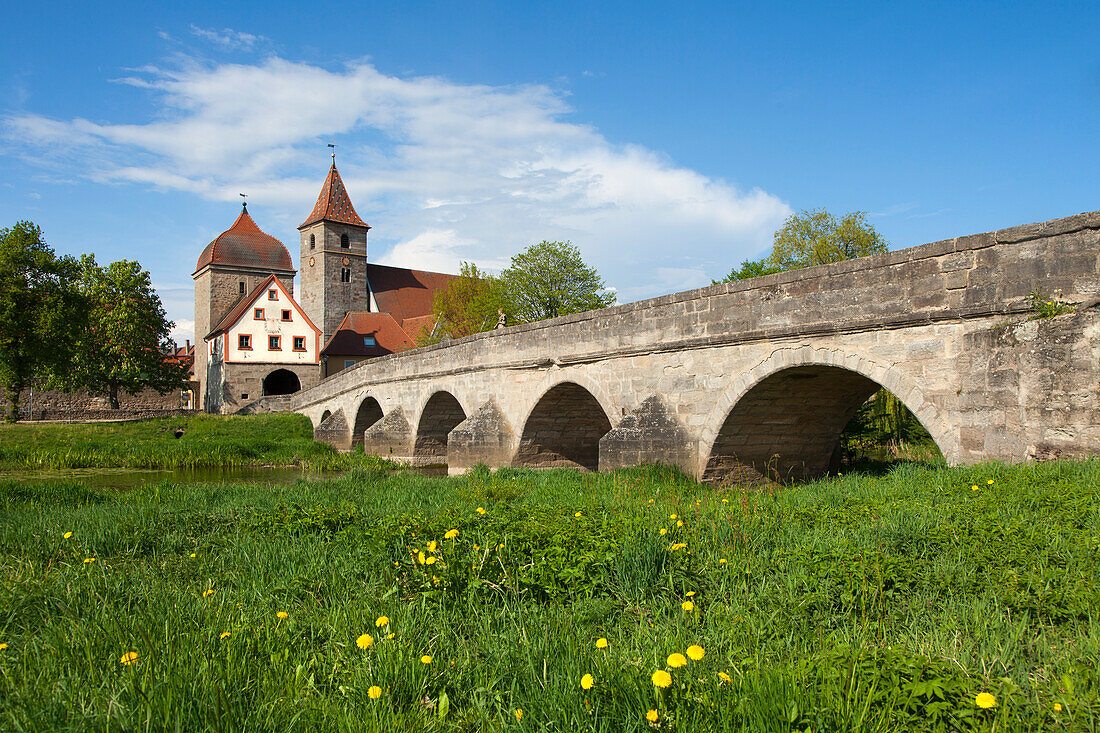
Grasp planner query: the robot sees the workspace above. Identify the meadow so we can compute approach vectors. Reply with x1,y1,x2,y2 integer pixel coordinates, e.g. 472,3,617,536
0,416,1098,731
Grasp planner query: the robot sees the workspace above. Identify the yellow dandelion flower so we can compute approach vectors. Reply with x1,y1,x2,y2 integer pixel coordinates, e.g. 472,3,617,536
497,543,504,550
652,670,672,688
425,556,437,565
975,692,996,709
427,540,437,553
987,479,994,485
83,558,96,564
387,632,395,639
220,631,231,640
647,499,654,504
1054,703,1063,712
357,634,374,649
515,709,523,722
659,528,667,535
668,543,686,551
596,637,608,649
971,485,979,491
718,672,731,683
677,520,683,527
421,655,432,664
686,591,695,597
0,643,7,651
63,531,73,539
667,653,687,668
474,544,480,550
368,685,382,699
686,645,705,661
574,511,582,518
276,611,288,619
581,673,594,690
669,513,677,520
445,529,459,539
375,615,389,627
682,601,694,611
418,550,426,564
477,507,487,515
203,589,214,598
119,651,139,665
719,558,727,564
722,498,729,503
647,709,659,722
189,553,196,558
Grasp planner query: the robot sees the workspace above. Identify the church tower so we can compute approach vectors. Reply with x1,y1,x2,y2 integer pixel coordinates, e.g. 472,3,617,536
298,158,371,346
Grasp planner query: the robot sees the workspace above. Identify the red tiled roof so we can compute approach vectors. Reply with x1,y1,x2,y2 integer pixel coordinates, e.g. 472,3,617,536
205,274,320,340
299,164,370,230
320,312,415,357
400,314,437,341
366,263,457,326
194,205,294,274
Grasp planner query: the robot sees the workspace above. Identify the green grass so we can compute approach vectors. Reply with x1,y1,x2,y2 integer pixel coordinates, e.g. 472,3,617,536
0,452,1098,731
0,413,387,471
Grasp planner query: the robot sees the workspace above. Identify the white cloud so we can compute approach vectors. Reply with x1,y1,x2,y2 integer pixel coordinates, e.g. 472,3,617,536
188,25,265,50
2,55,791,330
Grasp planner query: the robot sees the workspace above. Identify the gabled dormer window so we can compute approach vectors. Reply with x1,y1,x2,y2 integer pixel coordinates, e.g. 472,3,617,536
363,335,376,347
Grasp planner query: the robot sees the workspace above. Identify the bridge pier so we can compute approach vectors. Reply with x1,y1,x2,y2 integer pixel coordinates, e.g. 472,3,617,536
314,408,351,451
599,396,696,475
362,407,413,460
447,400,515,475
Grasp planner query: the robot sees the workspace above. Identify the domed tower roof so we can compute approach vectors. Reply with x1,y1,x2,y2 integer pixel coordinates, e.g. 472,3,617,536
193,204,295,275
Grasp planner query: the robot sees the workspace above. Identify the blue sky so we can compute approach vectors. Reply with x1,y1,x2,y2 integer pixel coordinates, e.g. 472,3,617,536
3,1,1098,342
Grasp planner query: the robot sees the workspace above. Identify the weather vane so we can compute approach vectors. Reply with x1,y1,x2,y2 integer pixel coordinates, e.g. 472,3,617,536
328,142,336,162
239,192,247,209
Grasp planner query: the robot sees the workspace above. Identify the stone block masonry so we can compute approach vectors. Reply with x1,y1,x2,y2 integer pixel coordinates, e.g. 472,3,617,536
291,210,1100,482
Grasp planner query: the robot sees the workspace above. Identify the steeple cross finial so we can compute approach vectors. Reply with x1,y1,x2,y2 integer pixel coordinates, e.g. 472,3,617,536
328,142,336,163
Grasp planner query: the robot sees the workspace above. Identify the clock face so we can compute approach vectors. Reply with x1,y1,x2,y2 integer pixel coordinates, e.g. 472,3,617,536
308,256,315,267
342,256,351,266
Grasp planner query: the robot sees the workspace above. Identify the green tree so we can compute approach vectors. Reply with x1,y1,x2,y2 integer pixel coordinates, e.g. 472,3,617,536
769,208,888,271
499,240,615,323
0,222,82,422
716,257,782,283
72,256,189,409
420,262,511,344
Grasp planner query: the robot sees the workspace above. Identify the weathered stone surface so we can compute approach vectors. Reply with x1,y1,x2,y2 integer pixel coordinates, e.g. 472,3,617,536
448,399,514,472
600,395,695,474
314,407,350,451
362,406,412,459
290,211,1100,480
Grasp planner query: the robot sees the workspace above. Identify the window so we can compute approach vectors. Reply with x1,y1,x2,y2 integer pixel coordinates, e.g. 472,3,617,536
281,309,291,321
253,308,264,320
309,233,315,250
268,289,278,300
269,335,281,350
292,336,306,351
340,268,351,283
363,335,376,347
344,359,356,369
238,334,252,350
241,393,248,400
238,281,245,294
340,233,349,248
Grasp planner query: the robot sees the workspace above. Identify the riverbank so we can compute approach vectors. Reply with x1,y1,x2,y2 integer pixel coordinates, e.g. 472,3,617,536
1,457,1097,730
0,413,389,471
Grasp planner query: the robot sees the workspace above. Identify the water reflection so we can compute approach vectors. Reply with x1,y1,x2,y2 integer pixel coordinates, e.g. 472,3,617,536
1,466,338,490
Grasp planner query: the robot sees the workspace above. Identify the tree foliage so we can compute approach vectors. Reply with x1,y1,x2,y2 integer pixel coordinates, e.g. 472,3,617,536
0,222,82,421
421,262,510,345
499,240,615,323
72,255,189,409
769,208,888,271
717,257,782,283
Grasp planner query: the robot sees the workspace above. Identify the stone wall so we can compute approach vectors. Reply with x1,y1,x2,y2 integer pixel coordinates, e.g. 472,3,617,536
16,384,198,421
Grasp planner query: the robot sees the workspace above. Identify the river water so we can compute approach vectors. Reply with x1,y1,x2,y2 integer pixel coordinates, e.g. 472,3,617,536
0,466,338,490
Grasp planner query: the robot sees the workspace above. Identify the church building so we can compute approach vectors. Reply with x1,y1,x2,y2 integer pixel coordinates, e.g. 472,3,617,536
193,160,457,412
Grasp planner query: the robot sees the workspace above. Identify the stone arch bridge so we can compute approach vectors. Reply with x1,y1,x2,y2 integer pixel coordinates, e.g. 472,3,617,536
292,212,1100,482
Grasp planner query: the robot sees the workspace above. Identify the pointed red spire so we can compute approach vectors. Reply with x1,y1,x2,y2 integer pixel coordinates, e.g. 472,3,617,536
299,164,369,230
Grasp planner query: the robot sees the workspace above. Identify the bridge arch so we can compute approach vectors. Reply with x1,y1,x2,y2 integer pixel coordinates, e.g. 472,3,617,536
351,396,384,449
513,380,614,471
263,369,300,396
414,391,468,460
701,347,954,482
319,409,332,427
